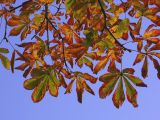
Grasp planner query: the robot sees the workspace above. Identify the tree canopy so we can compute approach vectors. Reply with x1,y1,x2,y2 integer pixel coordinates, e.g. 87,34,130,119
0,0,160,108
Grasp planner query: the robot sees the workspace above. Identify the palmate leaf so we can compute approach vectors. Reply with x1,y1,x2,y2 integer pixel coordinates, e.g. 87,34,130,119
65,72,97,103
99,68,147,108
133,43,160,79
24,68,64,102
8,15,31,40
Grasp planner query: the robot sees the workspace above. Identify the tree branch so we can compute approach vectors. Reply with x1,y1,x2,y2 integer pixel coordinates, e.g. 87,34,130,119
45,17,73,73
98,0,132,52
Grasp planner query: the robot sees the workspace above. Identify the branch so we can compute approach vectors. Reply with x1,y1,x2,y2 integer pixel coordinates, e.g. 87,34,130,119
45,4,50,50
98,0,132,52
45,17,73,73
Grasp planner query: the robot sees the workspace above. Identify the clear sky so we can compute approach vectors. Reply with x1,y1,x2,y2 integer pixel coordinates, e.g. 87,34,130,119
0,1,160,120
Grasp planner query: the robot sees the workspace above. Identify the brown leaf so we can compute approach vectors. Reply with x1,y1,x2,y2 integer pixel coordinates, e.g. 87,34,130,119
123,68,135,74
142,57,148,78
23,65,33,78
76,79,84,103
11,50,15,73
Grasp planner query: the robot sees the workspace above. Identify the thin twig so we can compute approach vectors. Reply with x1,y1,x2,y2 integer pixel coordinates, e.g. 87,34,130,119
45,4,50,50
98,0,132,52
45,15,73,73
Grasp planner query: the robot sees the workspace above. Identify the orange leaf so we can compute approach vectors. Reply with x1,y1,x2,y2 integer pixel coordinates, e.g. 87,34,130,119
82,73,97,83
94,56,109,74
144,29,160,38
133,53,145,65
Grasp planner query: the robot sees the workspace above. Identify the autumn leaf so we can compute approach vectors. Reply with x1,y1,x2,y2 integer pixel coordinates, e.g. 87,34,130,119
112,78,125,108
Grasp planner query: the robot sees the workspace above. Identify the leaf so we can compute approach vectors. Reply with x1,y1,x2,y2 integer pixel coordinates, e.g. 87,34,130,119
58,74,67,88
49,78,58,97
76,79,84,103
99,73,117,83
124,77,138,107
24,77,43,90
65,0,76,10
125,74,147,87
0,54,10,70
133,53,145,65
81,73,97,83
50,72,61,87
9,25,25,36
123,68,135,74
11,50,15,73
94,56,109,74
83,81,95,95
141,57,148,78
31,68,45,77
149,56,160,79
32,77,48,103
112,78,125,108
15,63,29,71
144,29,160,38
0,48,9,53
99,76,119,99
65,80,74,94
23,65,33,78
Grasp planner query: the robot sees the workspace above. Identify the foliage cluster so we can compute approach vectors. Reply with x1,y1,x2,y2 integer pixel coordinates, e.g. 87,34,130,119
0,0,160,108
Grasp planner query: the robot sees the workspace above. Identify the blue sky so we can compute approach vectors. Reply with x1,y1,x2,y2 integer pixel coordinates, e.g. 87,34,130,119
0,0,160,120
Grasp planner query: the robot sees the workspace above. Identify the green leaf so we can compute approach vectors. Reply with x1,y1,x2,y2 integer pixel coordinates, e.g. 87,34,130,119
32,77,48,103
65,0,76,10
48,78,58,97
31,68,45,77
99,73,117,83
50,71,61,87
0,48,9,54
83,29,95,47
125,74,147,87
0,54,10,70
24,76,43,90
